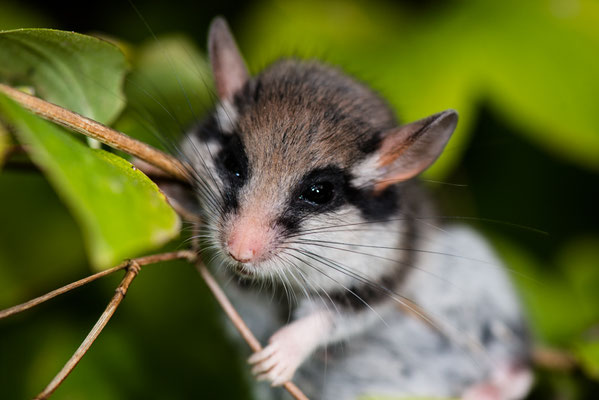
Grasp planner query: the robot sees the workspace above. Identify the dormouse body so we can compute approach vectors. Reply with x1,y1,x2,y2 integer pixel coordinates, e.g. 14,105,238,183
181,17,533,400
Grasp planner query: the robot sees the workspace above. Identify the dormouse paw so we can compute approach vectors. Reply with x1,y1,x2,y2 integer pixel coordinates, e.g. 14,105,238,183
247,326,312,386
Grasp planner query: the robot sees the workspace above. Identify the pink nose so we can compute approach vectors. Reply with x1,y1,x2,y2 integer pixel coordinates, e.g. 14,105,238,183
226,217,271,263
227,237,257,263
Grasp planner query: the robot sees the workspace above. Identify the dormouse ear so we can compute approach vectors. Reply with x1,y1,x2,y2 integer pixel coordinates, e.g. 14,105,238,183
208,17,250,101
374,110,458,191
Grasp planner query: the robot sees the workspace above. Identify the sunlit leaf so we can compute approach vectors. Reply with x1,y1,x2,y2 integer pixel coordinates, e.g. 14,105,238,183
576,339,599,381
241,0,599,175
478,0,599,171
0,94,180,270
0,28,127,125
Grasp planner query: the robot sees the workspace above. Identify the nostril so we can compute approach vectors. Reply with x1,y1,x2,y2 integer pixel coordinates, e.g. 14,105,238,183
226,216,273,264
228,249,254,263
227,236,257,263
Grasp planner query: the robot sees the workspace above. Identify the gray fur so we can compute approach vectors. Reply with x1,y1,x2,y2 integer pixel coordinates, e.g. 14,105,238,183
218,225,529,400
177,18,531,400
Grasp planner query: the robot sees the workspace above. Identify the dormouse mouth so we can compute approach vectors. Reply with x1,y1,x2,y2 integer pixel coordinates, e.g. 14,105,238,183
233,263,255,278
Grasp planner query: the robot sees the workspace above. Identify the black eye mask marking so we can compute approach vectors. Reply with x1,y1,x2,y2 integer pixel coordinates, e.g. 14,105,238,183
345,182,400,221
293,166,347,211
191,114,225,143
278,165,401,235
216,133,249,212
278,166,346,234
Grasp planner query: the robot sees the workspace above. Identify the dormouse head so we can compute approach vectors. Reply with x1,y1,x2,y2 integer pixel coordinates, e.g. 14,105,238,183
186,17,458,284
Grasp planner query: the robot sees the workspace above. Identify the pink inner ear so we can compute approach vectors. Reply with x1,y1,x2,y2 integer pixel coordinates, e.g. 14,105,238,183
372,110,458,192
373,124,430,192
372,168,420,194
209,17,250,101
377,125,420,168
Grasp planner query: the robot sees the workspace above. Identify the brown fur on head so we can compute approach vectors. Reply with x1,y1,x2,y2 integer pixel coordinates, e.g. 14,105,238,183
185,17,457,281
234,59,397,169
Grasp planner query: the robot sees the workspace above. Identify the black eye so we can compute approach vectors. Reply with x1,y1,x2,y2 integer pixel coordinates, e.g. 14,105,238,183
222,151,243,179
299,182,334,205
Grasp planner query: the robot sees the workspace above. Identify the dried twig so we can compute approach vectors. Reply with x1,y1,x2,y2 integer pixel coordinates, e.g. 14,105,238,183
2,248,310,399
532,346,577,372
0,83,189,183
34,260,142,400
0,251,194,399
197,262,309,400
0,250,195,320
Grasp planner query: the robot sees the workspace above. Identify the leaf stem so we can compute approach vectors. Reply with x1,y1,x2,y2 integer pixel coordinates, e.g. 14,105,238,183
0,83,189,183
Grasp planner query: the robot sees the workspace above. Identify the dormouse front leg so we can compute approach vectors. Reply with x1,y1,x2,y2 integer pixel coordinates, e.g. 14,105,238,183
248,309,332,386
247,297,385,386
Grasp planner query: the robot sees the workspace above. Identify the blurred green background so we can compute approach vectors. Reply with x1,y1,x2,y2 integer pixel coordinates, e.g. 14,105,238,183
1,0,598,399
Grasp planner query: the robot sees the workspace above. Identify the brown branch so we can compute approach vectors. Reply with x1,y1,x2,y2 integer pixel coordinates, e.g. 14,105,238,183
0,250,195,320
26,251,195,399
532,346,577,372
0,83,190,183
34,260,141,400
196,262,309,400
3,248,308,398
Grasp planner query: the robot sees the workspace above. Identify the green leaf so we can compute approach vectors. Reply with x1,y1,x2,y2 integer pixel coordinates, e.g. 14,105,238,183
478,0,599,171
558,237,599,329
241,0,599,175
114,35,213,150
490,234,599,345
0,122,10,167
0,171,89,308
0,93,180,270
0,28,127,125
576,339,599,381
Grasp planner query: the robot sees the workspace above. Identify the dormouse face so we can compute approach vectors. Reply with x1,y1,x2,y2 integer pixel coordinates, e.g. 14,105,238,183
182,18,457,289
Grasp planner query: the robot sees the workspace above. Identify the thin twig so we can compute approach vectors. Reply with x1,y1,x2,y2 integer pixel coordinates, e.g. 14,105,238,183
532,346,577,372
0,250,195,320
34,261,141,400
196,262,309,400
29,251,195,399
0,83,189,183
